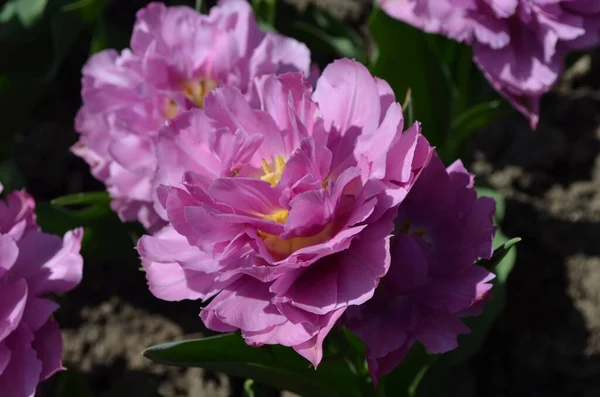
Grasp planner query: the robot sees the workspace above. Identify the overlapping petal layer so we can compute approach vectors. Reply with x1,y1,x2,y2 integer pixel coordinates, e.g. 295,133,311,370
74,0,311,230
139,59,434,366
344,154,496,382
379,0,600,127
0,185,83,397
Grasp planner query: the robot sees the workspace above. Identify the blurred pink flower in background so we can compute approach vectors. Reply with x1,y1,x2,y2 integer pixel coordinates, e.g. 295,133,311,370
0,185,83,397
378,0,600,128
74,0,312,231
344,154,496,382
138,59,433,366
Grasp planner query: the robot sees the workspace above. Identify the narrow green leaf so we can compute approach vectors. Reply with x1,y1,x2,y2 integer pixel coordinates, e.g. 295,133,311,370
51,191,110,207
451,100,502,134
476,186,506,223
289,20,364,61
144,333,362,397
243,379,256,397
279,4,365,62
50,192,112,222
368,6,452,147
402,89,415,127
0,0,48,27
0,161,24,192
477,237,521,272
252,0,276,29
445,100,503,160
61,0,105,23
89,17,107,54
35,203,83,235
377,345,436,397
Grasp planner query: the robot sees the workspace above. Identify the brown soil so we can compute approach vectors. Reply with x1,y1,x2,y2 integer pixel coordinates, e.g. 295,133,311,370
463,52,600,397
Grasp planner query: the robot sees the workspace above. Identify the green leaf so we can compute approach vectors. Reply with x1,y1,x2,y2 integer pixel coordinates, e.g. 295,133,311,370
476,186,506,223
451,100,502,137
35,203,83,235
368,6,452,148
0,161,24,192
51,191,110,207
89,17,107,54
378,345,436,397
477,237,521,272
143,333,363,397
50,192,112,223
282,5,366,63
402,89,415,127
35,201,139,262
0,0,48,27
195,0,205,13
243,379,256,397
252,0,276,29
0,2,90,156
61,0,106,23
445,100,503,160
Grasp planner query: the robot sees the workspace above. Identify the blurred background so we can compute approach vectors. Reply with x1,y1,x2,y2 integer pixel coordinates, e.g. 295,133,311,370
1,0,600,396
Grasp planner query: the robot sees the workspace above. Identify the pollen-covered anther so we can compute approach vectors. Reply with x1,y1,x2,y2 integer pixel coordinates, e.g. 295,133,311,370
260,155,286,187
263,209,289,224
183,78,218,109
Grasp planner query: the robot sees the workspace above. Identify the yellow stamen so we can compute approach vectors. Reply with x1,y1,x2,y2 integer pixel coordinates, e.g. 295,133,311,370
257,208,332,258
164,98,178,119
260,155,286,187
261,159,271,175
263,209,289,224
258,224,333,259
183,78,217,109
276,156,285,172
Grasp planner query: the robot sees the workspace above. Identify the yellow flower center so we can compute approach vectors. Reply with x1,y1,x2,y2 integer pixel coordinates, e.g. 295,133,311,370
263,209,289,224
255,155,333,258
260,155,286,187
163,78,217,119
258,209,332,259
164,98,179,119
183,78,218,109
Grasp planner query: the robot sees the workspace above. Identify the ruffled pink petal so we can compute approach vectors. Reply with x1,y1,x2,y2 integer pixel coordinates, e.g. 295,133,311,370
415,310,471,354
0,279,28,344
273,232,390,316
21,298,59,334
9,229,83,296
313,59,381,140
292,307,345,367
33,318,64,381
138,226,229,301
201,277,286,333
0,235,18,278
0,326,42,397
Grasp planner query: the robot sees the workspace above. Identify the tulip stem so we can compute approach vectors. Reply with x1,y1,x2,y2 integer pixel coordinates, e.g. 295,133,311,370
195,0,204,13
